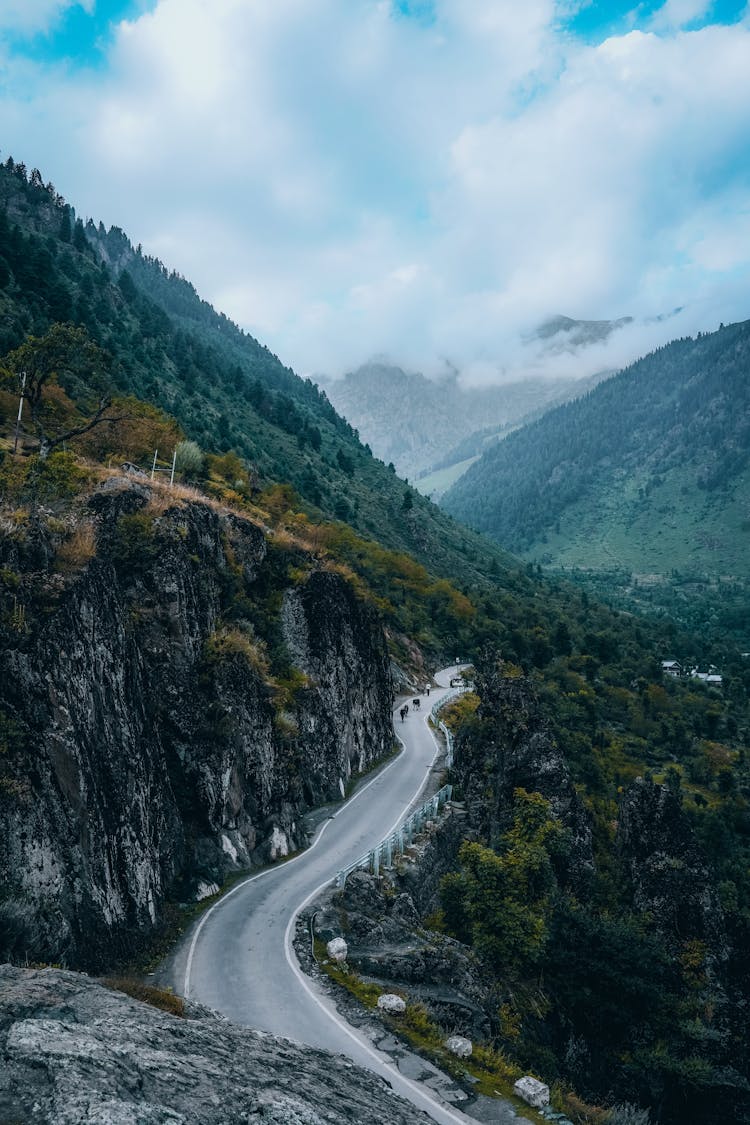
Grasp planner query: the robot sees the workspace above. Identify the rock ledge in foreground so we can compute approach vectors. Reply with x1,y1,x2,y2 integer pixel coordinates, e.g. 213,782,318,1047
0,965,431,1124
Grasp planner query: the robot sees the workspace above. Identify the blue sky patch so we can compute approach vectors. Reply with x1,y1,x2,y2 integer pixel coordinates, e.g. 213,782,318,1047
562,0,747,42
2,1,157,69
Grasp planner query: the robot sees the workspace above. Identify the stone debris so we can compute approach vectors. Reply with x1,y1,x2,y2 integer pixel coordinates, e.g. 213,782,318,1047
444,1035,473,1058
377,993,407,1014
326,937,348,963
513,1076,550,1109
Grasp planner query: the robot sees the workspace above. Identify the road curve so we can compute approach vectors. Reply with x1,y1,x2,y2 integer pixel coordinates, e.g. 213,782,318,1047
165,665,473,1124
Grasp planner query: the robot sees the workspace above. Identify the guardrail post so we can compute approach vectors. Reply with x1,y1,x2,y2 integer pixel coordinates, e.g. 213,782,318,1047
385,836,393,868
372,844,379,877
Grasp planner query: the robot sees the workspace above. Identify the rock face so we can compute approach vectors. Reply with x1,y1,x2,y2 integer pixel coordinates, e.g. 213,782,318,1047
453,661,594,892
617,777,729,966
0,965,431,1125
0,481,392,968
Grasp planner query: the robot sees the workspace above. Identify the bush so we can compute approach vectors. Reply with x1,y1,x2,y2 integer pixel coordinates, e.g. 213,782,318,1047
174,439,204,480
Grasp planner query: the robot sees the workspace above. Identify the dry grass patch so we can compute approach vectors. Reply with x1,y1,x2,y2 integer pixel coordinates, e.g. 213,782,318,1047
102,976,185,1017
56,522,96,573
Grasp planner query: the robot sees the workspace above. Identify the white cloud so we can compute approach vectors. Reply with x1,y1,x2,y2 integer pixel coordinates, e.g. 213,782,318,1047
649,0,713,32
0,0,748,383
0,0,93,34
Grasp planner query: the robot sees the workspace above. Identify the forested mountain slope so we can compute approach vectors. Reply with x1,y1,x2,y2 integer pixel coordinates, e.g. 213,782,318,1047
443,320,750,578
0,158,512,590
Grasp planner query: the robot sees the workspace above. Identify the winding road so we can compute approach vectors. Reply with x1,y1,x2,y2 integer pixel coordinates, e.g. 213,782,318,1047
165,666,474,1124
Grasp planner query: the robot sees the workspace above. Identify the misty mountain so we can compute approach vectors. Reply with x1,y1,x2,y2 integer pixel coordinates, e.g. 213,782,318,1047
319,350,612,485
442,319,750,580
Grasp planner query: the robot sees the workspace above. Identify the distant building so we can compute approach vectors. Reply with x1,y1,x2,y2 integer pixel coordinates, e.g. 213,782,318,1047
688,665,723,686
661,660,681,677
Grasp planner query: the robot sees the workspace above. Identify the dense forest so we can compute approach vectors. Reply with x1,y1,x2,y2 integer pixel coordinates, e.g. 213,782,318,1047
443,320,750,583
0,155,748,1123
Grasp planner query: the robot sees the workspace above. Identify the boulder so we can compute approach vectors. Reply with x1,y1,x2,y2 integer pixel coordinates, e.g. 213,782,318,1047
514,1076,550,1109
444,1035,472,1059
326,937,348,963
377,993,406,1014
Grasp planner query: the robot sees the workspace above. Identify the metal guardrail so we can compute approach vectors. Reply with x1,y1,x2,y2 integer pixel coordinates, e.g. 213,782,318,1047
429,685,466,768
333,681,474,889
334,783,453,888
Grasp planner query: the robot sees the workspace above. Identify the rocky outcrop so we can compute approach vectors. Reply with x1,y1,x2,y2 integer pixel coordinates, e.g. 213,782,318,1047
0,480,392,968
453,661,594,892
318,862,494,1039
617,777,729,966
0,965,431,1124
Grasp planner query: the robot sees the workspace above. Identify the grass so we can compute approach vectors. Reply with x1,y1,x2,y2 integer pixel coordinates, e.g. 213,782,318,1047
101,976,185,1017
313,940,551,1123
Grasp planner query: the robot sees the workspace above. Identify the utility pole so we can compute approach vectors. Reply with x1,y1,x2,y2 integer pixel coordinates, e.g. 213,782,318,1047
13,372,26,454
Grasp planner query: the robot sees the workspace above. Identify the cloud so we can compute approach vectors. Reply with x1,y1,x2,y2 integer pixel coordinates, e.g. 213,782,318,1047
0,0,93,35
0,0,748,383
649,0,714,32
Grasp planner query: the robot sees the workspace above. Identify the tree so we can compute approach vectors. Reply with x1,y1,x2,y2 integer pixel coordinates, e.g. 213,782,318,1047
441,789,565,975
3,324,123,460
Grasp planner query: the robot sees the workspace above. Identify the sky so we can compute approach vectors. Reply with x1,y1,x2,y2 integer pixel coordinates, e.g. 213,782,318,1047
0,0,749,384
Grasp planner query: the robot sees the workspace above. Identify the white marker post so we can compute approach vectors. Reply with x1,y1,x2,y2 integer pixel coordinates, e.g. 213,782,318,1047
13,372,26,454
169,448,177,486
151,449,158,481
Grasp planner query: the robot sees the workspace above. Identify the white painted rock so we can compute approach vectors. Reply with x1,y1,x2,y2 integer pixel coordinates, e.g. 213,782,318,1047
326,938,348,963
377,993,406,1014
513,1076,550,1109
444,1035,472,1059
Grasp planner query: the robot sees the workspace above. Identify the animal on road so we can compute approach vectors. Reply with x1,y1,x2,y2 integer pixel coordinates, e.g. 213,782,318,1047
399,705,409,722
412,698,421,710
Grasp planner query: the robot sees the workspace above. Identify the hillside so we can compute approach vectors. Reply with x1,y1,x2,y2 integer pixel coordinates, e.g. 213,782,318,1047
320,359,607,486
1,155,750,1125
443,320,750,583
0,158,514,595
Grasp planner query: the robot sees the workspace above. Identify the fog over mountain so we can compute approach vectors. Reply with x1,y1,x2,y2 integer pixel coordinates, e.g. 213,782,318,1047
317,312,655,484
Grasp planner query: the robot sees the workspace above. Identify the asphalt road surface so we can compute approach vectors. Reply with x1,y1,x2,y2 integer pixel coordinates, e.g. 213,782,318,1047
166,665,474,1124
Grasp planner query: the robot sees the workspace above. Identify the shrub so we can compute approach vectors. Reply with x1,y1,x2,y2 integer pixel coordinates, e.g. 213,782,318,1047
204,627,270,676
174,439,204,480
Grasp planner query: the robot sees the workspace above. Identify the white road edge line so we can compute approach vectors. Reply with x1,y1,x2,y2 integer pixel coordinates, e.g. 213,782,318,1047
183,671,461,999
281,701,473,1125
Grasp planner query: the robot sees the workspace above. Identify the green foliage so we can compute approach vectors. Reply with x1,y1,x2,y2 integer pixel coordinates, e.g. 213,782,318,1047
444,320,750,582
109,511,159,569
442,790,565,975
0,156,516,604
174,439,204,479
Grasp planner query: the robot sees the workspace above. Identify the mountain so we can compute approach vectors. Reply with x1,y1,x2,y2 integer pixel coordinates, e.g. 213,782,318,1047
1,156,749,1124
0,158,516,591
443,320,750,585
320,357,608,486
532,313,633,346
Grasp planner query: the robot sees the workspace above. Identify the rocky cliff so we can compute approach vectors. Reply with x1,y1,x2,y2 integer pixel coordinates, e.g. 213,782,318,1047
452,660,594,892
0,478,392,969
0,965,431,1124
